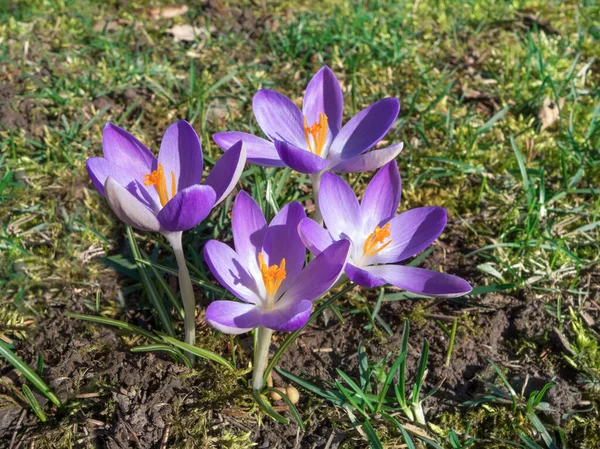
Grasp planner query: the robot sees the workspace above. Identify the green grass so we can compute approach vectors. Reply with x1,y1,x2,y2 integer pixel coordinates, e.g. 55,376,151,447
1,0,599,447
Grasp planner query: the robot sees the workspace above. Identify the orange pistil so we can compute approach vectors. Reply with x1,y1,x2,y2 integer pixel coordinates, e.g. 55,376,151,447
258,253,287,297
363,222,392,258
303,112,328,156
143,163,176,207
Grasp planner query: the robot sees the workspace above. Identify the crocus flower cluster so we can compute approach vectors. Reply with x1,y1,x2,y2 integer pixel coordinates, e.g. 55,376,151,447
87,66,472,394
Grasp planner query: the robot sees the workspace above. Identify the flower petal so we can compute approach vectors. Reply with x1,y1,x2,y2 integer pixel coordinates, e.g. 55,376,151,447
102,122,155,170
330,142,404,173
157,185,216,232
278,240,350,306
303,66,343,141
261,300,312,332
365,265,472,297
298,217,335,256
204,240,263,304
205,140,247,205
205,301,262,335
345,263,386,288
370,207,447,264
213,131,286,167
274,140,329,174
232,191,267,279
329,97,400,160
261,202,307,291
319,172,362,242
86,157,159,211
104,176,161,232
361,160,401,232
253,89,306,149
158,120,203,192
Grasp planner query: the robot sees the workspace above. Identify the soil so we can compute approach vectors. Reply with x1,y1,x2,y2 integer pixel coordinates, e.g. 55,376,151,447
0,228,592,448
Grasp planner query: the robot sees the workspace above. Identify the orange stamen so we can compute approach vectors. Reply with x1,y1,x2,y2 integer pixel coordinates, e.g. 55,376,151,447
363,222,392,257
143,163,176,207
258,253,287,297
303,112,328,156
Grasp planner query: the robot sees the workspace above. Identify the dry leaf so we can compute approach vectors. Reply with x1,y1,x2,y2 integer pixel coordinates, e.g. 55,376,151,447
538,97,565,131
145,5,189,20
167,24,202,43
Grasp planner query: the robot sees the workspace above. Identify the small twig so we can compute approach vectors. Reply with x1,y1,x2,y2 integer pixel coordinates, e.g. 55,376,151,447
160,425,170,449
9,409,27,449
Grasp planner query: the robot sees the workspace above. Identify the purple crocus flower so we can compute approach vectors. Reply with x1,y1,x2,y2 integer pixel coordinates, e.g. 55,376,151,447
203,191,350,334
213,66,403,175
86,120,246,234
298,161,472,297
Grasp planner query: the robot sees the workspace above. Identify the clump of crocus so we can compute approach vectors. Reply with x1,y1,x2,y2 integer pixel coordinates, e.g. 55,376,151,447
86,121,247,349
299,161,472,297
203,191,350,390
213,66,403,223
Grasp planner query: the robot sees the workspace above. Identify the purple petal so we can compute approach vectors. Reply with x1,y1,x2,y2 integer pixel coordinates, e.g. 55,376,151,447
104,176,160,232
261,300,312,332
361,161,401,232
205,301,261,335
86,157,159,210
298,217,335,256
319,172,362,242
365,265,472,297
158,120,203,192
232,191,267,278
329,97,400,160
205,140,247,205
213,131,286,167
346,263,386,288
278,240,350,306
330,142,404,173
371,207,447,264
204,240,263,304
102,122,155,170
274,140,329,174
303,66,343,142
261,202,307,291
157,185,216,232
253,90,306,149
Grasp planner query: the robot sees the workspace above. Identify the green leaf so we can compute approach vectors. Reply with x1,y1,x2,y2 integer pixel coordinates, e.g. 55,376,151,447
251,389,288,425
131,344,191,368
22,384,47,423
158,334,235,370
67,313,159,343
264,388,305,431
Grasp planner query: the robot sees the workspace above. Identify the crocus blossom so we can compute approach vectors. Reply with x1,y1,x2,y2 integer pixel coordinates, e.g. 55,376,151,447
213,66,403,175
203,191,350,334
299,161,472,297
86,121,247,234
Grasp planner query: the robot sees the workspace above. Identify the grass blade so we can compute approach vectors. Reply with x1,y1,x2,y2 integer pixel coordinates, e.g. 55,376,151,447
159,334,234,370
67,313,159,343
22,384,47,422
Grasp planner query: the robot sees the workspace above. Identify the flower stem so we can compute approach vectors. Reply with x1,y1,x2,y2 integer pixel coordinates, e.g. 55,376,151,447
167,232,196,364
310,172,323,226
252,326,273,391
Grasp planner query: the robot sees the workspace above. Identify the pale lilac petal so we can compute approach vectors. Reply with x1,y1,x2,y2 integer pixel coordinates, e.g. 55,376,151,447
365,265,472,297
104,176,160,232
205,140,247,205
278,240,350,306
330,142,404,173
102,122,155,170
361,160,401,232
319,172,362,241
261,300,312,332
205,301,261,334
213,131,285,167
274,140,329,174
157,185,216,232
253,90,306,149
328,98,399,160
346,263,386,288
298,218,335,256
204,240,262,304
303,66,343,142
261,202,307,291
158,120,203,192
232,191,267,278
370,207,447,264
